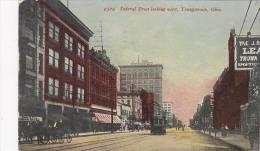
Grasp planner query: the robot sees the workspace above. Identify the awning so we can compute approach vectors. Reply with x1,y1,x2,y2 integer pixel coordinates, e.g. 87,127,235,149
93,112,121,124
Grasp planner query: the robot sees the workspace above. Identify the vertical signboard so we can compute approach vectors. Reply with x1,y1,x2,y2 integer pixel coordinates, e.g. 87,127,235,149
235,36,260,70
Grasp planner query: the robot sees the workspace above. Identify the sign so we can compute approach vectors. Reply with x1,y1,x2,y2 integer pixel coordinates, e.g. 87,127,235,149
235,36,260,70
18,116,43,122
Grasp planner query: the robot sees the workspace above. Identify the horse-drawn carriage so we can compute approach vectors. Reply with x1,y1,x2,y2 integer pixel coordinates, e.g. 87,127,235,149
18,116,72,144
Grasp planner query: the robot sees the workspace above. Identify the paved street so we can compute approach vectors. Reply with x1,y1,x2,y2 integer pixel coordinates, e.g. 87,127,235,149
19,128,240,151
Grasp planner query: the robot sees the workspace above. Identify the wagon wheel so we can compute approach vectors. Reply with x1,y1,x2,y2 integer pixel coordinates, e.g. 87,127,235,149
65,133,72,143
40,135,49,144
58,136,64,144
50,135,57,144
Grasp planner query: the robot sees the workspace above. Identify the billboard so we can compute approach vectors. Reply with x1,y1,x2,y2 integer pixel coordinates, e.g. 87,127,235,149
235,36,260,70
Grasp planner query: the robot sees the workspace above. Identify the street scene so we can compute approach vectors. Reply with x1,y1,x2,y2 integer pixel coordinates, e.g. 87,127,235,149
17,0,260,151
20,128,241,151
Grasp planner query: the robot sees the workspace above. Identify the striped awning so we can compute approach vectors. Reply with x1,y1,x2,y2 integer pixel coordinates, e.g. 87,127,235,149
93,112,121,124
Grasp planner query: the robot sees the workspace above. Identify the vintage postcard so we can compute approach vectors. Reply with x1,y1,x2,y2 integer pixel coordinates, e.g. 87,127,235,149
13,0,260,150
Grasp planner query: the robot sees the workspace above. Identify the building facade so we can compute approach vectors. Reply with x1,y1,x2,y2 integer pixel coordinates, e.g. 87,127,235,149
89,49,120,131
117,91,142,129
119,61,163,115
140,89,154,126
240,63,260,135
162,102,173,127
213,29,249,129
43,0,93,126
19,0,119,132
19,0,45,119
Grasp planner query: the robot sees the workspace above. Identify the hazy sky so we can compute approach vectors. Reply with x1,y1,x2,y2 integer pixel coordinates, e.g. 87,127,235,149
61,0,260,124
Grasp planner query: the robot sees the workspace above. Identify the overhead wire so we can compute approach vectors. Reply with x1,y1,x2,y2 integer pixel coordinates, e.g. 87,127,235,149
239,0,253,36
248,8,260,34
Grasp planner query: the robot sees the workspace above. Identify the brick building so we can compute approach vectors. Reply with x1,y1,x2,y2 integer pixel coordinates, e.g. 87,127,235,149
213,29,249,129
89,49,120,131
140,89,154,126
43,0,93,125
19,0,119,132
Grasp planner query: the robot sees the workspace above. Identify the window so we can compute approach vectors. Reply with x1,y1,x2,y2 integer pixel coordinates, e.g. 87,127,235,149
77,64,84,80
127,73,131,79
77,88,85,103
138,72,142,79
77,43,85,58
37,5,43,19
48,48,59,68
26,55,34,71
39,53,43,74
64,57,73,74
24,20,35,42
48,77,59,97
25,78,35,96
39,26,43,47
64,33,73,51
64,83,73,100
48,21,59,41
155,72,160,78
144,72,148,79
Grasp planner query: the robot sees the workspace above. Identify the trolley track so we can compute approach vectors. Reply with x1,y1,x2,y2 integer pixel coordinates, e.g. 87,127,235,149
30,133,148,151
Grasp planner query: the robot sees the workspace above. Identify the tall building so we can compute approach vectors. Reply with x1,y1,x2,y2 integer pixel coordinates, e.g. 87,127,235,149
162,102,173,127
43,0,93,124
19,0,120,132
119,61,163,115
162,102,173,113
19,0,46,119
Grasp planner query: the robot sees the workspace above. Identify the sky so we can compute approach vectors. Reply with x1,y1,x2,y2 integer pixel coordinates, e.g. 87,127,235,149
61,0,260,124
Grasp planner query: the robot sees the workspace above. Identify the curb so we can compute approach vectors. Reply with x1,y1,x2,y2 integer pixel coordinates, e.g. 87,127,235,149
75,130,148,138
199,131,247,151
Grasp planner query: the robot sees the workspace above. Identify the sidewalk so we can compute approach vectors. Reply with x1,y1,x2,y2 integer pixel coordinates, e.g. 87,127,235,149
74,129,149,137
200,130,252,151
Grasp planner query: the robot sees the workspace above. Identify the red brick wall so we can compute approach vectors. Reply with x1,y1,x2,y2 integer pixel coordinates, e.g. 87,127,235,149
213,31,249,129
44,10,90,108
89,59,117,110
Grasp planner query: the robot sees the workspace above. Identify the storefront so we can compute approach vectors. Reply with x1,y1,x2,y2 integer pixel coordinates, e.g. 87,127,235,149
92,112,121,131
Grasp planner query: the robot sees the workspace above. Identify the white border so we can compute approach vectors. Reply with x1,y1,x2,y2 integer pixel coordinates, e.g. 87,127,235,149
0,1,19,151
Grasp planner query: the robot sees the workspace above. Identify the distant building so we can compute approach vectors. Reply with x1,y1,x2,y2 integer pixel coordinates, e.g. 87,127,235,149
140,89,154,125
213,29,249,129
119,61,163,115
162,102,173,127
117,91,142,129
